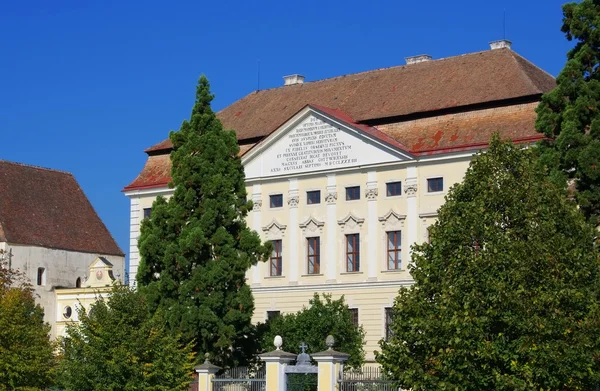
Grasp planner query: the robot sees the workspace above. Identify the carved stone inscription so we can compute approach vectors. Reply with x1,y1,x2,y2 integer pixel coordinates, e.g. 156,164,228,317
269,116,359,175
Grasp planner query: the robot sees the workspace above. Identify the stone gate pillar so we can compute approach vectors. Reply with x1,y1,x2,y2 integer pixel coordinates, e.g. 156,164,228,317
312,335,349,391
259,335,296,391
194,355,221,391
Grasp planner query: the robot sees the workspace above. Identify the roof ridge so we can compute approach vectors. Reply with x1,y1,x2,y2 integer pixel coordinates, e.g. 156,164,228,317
0,159,74,176
244,48,498,94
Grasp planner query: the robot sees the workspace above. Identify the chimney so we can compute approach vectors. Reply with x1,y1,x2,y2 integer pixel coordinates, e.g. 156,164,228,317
405,54,432,65
283,74,305,86
489,39,512,50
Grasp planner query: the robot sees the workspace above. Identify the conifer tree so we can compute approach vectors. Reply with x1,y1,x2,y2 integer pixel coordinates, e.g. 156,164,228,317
536,0,600,227
377,136,600,390
137,76,270,367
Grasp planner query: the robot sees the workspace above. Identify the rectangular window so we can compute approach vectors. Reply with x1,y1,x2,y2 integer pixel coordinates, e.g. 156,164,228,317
306,190,321,205
270,240,283,276
387,231,402,270
37,267,46,286
349,308,359,327
346,234,360,272
386,181,402,197
307,237,320,274
427,177,444,193
385,307,393,341
345,186,360,201
270,194,283,208
143,208,152,219
266,310,280,321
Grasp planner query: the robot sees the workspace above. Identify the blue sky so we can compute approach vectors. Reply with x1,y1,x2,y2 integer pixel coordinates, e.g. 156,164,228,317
0,0,573,262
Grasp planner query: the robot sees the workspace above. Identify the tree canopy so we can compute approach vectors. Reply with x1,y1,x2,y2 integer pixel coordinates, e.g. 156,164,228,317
258,293,365,368
57,285,194,391
535,0,600,227
137,75,270,367
376,136,600,390
0,255,55,391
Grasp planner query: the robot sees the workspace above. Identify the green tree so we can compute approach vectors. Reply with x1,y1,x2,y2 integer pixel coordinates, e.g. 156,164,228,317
137,75,270,367
259,293,365,368
376,136,600,390
535,0,600,227
57,285,194,391
0,256,56,391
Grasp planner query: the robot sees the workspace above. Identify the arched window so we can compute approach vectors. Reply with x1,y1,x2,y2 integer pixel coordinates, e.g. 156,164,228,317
37,267,46,286
75,277,81,288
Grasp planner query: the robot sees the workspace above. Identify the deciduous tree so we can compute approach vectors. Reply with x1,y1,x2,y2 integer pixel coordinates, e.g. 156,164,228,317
57,285,194,391
377,136,600,390
0,254,55,391
137,76,270,367
259,293,365,368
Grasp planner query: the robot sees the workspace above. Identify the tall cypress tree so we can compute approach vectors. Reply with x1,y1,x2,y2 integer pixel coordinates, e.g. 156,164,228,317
137,76,270,367
535,0,600,228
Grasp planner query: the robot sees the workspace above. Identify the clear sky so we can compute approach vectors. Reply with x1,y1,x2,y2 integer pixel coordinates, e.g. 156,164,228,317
0,0,573,264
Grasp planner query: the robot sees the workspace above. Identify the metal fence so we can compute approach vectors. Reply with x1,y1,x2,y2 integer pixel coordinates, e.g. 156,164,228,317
339,366,399,391
212,366,266,391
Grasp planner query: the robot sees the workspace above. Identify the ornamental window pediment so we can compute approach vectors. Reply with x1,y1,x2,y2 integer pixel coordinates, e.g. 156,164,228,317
262,219,287,239
379,210,406,229
337,213,365,233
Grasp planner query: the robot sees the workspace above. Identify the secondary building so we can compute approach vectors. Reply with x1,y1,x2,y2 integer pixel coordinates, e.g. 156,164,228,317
0,160,125,337
124,41,555,360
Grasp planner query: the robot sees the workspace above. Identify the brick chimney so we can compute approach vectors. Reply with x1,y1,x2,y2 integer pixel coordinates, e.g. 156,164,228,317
405,54,432,65
283,74,305,86
489,40,512,50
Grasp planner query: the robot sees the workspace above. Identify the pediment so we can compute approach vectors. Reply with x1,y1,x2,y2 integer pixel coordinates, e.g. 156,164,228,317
262,219,287,238
379,210,406,229
242,106,413,179
299,216,325,233
338,213,365,231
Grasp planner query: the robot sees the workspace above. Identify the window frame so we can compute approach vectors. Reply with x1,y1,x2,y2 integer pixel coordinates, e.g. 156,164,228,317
384,307,394,341
269,240,283,276
266,310,281,321
427,177,444,193
345,186,361,201
386,181,402,197
387,231,402,270
143,207,152,219
306,190,321,205
346,233,360,272
307,237,321,274
349,308,359,327
269,194,283,208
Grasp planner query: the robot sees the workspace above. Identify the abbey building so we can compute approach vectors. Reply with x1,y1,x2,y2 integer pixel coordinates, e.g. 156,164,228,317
124,41,555,360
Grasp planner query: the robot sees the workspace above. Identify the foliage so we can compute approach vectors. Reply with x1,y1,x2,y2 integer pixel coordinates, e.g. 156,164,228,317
535,0,600,227
0,254,56,391
136,75,271,367
57,284,194,391
258,293,365,368
376,136,600,390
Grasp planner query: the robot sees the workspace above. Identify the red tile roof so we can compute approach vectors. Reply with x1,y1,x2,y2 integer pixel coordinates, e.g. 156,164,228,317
0,161,124,256
145,48,554,154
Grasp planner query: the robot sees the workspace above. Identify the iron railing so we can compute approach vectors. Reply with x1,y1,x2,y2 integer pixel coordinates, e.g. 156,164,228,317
212,366,266,391
339,366,399,391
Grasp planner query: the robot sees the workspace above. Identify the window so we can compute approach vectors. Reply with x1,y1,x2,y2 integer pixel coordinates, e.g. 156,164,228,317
266,310,280,321
143,208,152,219
75,277,81,288
386,181,402,197
385,307,394,341
270,194,283,208
349,308,359,327
37,267,46,286
306,190,321,205
270,240,283,276
346,234,360,272
387,231,402,270
427,177,444,193
63,306,72,319
345,186,360,201
307,237,320,274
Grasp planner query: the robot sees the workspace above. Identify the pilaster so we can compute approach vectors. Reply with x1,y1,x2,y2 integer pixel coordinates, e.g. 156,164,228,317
404,166,418,267
325,174,337,282
251,184,262,286
288,179,299,284
365,171,378,281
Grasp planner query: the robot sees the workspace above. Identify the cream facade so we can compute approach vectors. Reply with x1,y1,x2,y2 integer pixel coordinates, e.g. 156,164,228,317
125,107,474,360
125,44,555,362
